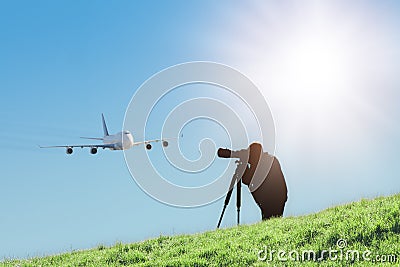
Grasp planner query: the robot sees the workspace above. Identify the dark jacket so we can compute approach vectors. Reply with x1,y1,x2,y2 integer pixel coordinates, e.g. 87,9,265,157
242,153,288,219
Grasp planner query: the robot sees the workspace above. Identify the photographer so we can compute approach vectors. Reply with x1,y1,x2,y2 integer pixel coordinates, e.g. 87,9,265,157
219,143,288,220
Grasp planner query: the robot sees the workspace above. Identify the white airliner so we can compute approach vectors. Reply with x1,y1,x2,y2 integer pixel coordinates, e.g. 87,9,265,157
40,114,169,155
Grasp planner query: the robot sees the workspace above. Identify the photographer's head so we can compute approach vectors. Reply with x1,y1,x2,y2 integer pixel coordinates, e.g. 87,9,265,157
248,142,263,165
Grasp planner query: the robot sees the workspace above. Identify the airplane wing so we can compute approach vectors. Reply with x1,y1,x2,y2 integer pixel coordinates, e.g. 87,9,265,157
39,144,115,149
39,143,115,154
132,137,177,147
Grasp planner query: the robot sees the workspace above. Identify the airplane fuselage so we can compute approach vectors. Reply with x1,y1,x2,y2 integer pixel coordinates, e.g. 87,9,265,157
104,131,134,150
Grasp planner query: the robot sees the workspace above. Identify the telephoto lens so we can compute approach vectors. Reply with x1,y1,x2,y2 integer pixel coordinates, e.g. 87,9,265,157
218,148,248,159
217,148,232,158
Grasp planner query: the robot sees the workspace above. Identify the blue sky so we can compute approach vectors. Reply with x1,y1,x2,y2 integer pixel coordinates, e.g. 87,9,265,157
1,0,400,260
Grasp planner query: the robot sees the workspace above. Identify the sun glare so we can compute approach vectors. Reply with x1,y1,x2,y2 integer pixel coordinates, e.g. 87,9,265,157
279,28,351,110
290,37,344,91
219,1,386,149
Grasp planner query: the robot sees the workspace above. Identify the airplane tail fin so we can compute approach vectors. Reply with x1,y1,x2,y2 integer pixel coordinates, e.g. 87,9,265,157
102,113,109,136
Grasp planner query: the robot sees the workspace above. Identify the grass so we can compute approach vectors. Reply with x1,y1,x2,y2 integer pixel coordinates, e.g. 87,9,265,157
2,194,399,266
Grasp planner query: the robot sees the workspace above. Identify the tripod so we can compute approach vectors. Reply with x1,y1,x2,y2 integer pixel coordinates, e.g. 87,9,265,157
217,160,246,228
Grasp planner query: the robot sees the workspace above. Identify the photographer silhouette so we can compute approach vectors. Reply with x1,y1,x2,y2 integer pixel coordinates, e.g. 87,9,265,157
218,142,288,220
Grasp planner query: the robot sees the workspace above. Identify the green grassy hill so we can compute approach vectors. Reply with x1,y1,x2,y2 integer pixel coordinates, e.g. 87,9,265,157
3,194,399,266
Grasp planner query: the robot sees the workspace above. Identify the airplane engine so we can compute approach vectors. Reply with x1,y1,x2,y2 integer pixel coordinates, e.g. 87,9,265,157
90,147,98,154
66,147,73,154
146,144,152,150
163,141,168,147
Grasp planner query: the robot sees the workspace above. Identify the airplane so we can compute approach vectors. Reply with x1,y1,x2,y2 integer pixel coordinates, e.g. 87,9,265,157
40,114,170,155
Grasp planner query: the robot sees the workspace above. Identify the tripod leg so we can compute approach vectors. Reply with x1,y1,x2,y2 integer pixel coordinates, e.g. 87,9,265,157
217,205,227,229
236,178,241,225
217,161,244,229
217,176,236,228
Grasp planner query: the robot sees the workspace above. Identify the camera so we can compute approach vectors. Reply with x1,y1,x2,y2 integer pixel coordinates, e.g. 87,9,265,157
217,148,248,159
